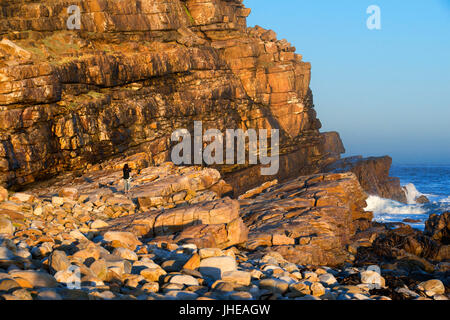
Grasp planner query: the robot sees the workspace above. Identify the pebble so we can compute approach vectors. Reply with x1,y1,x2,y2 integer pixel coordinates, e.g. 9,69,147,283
51,197,65,207
9,288,33,300
295,294,321,301
395,286,420,299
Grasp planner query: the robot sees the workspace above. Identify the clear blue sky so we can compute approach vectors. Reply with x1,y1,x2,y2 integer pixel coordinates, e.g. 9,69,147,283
245,0,450,165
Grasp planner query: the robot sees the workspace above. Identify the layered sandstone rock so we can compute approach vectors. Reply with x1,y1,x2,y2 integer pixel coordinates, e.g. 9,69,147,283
23,157,230,215
240,172,372,266
103,197,248,249
0,0,334,190
324,155,407,203
320,131,346,166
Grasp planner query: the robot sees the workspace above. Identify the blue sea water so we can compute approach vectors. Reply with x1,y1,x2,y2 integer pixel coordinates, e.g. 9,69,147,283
365,164,450,230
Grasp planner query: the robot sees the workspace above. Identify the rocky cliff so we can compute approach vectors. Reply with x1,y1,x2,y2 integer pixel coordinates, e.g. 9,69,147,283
0,1,446,301
0,0,342,191
324,155,407,203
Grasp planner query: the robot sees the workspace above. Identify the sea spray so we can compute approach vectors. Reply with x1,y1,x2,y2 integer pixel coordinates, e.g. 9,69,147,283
403,183,423,204
364,195,428,229
365,195,427,215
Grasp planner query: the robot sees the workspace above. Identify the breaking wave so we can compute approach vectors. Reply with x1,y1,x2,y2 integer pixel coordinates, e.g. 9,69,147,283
403,183,423,204
365,195,427,216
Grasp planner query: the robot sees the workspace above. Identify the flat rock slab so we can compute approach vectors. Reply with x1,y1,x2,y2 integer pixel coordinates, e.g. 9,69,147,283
103,197,248,249
241,172,372,266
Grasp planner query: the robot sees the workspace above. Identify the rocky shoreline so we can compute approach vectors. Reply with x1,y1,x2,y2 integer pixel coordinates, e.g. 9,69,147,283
0,156,448,300
0,0,448,301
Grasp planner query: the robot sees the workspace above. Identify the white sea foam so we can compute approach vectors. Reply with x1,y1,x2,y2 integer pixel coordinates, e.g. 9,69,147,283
365,195,427,215
403,183,423,204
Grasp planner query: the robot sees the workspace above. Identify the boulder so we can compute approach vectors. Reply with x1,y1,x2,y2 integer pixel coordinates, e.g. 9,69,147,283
169,275,199,287
112,247,138,261
360,270,385,288
9,270,58,288
141,267,167,282
221,270,251,286
369,224,448,264
49,250,71,273
199,256,237,280
199,248,225,259
425,212,449,245
103,231,142,250
415,195,430,204
417,280,445,297
319,273,337,286
258,278,289,294
182,253,201,271
91,220,109,229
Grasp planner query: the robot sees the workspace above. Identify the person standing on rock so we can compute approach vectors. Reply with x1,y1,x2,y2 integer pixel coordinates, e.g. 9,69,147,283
123,164,132,194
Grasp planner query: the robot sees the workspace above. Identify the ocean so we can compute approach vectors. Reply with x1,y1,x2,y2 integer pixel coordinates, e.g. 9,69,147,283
364,164,450,230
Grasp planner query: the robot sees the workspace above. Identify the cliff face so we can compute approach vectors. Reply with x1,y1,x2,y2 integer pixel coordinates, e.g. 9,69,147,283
324,156,408,203
0,0,338,189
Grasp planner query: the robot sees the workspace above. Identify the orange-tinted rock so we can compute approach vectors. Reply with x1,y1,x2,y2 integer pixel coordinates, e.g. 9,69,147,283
241,172,372,266
0,0,337,193
104,197,248,249
58,188,79,201
324,156,407,203
320,132,346,166
0,187,8,202
183,253,201,270
133,168,221,211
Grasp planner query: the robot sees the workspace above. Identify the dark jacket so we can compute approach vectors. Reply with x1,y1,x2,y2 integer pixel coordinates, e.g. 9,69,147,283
123,166,132,179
